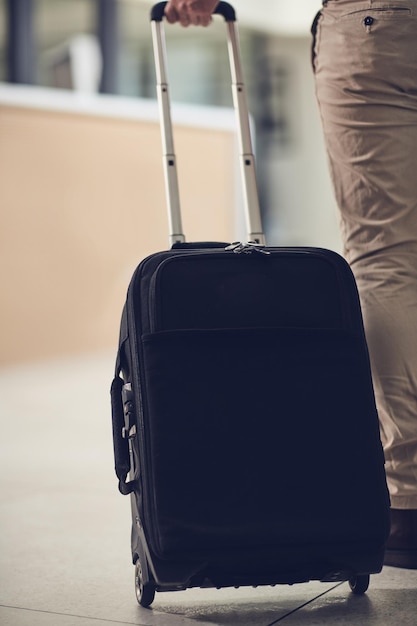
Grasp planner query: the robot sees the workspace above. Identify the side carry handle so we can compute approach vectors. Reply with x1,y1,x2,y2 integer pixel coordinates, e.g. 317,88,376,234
110,377,137,495
150,1,265,247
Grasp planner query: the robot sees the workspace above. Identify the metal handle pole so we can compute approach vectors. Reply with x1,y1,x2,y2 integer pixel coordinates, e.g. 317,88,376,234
151,19,185,246
150,2,265,245
226,20,265,244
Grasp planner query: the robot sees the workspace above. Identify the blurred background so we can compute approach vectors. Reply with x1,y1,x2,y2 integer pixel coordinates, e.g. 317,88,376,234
0,0,340,366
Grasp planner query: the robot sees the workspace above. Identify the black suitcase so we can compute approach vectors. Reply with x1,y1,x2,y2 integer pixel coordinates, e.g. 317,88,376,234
110,1,390,608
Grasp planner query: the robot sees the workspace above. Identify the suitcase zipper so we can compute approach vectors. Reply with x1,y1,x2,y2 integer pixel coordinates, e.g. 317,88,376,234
147,247,358,334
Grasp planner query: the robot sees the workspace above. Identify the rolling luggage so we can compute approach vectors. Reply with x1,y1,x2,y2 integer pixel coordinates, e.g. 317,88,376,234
110,1,390,607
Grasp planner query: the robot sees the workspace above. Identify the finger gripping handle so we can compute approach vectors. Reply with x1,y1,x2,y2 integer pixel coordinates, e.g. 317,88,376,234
150,1,236,22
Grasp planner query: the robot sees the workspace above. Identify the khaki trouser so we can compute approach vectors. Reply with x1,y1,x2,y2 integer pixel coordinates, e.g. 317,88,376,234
312,0,417,508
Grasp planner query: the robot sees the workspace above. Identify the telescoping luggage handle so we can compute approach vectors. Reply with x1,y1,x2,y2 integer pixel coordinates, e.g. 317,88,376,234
150,1,265,246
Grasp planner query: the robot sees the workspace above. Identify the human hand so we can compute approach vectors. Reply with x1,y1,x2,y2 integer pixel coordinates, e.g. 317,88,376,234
164,0,219,27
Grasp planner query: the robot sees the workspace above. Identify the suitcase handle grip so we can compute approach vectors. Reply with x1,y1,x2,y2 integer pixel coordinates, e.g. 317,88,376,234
150,1,236,22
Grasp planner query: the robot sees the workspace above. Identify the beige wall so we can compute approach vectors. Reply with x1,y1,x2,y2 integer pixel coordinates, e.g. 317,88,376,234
0,94,237,365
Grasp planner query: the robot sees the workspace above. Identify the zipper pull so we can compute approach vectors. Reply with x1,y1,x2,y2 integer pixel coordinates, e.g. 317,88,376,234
225,241,270,255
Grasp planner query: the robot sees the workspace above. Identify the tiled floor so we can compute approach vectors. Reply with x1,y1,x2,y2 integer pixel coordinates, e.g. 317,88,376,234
1,353,416,626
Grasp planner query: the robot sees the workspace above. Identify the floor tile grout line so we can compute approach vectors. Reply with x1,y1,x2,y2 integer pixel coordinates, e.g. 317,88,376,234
264,582,345,625
0,604,141,626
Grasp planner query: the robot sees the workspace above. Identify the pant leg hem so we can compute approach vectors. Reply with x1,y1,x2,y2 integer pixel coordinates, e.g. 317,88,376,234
389,496,417,509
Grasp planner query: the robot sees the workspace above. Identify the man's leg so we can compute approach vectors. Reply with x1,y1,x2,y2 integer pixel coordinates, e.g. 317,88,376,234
312,0,417,567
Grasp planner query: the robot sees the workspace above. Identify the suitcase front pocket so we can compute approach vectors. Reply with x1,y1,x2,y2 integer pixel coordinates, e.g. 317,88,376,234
147,252,350,332
140,327,381,560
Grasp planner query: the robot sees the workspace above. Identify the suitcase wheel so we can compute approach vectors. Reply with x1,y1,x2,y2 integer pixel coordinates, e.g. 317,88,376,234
348,574,370,595
134,557,156,607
